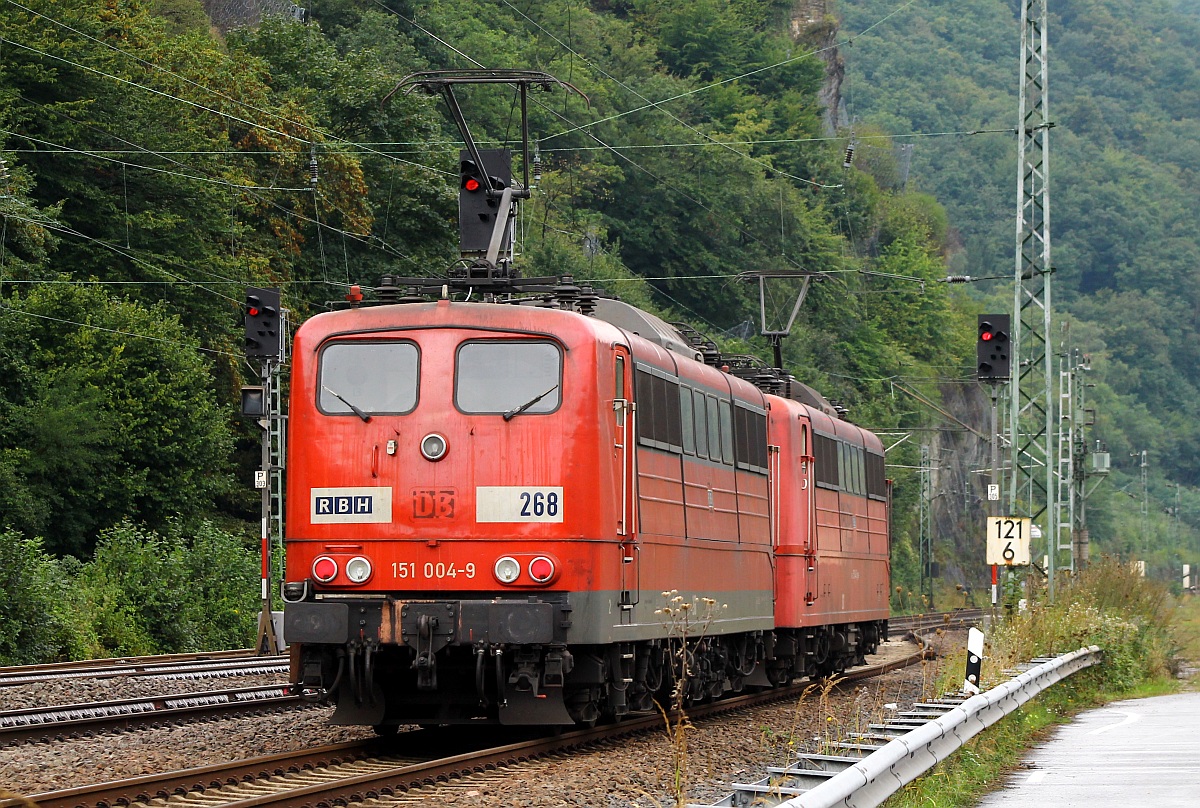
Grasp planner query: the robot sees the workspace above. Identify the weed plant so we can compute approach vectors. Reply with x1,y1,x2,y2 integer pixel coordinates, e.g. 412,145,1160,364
652,591,725,808
881,556,1177,808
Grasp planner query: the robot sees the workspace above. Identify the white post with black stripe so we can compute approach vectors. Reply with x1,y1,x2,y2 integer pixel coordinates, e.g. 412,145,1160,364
964,626,985,694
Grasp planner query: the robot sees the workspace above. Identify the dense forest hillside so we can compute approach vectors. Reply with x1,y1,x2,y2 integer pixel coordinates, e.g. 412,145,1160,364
839,0,1200,572
0,0,1194,659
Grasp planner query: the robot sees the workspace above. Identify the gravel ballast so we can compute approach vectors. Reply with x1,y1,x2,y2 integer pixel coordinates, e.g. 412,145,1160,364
0,633,955,805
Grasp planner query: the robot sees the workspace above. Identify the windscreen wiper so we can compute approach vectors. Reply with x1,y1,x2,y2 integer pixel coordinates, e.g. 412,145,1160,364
503,384,559,421
322,386,371,423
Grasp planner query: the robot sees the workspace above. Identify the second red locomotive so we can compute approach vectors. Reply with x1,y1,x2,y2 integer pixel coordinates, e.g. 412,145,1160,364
282,280,889,728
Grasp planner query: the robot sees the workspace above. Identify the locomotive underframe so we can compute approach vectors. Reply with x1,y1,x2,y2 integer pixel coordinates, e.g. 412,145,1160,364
286,595,888,728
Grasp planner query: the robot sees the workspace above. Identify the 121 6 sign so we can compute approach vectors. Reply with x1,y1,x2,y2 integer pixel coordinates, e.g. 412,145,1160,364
986,517,1032,566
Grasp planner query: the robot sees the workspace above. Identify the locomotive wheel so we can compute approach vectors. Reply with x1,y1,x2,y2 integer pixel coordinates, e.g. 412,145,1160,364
812,634,831,667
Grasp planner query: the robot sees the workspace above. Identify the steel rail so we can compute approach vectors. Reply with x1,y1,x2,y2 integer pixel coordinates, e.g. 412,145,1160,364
0,685,303,745
27,637,937,808
0,652,285,687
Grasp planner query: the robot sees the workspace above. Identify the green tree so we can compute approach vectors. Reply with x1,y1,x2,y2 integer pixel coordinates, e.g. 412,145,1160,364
0,284,233,556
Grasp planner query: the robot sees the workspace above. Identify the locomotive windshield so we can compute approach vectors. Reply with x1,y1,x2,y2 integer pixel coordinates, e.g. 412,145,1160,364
317,341,419,415
455,340,562,415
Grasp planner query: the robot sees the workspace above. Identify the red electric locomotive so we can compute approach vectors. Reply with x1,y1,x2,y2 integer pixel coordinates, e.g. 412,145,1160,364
282,280,889,729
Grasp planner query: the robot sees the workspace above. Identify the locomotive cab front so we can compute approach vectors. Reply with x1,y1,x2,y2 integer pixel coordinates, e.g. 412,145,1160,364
281,300,630,727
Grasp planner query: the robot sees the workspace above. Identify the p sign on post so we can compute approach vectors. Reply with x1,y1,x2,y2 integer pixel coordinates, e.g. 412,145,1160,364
987,517,1032,566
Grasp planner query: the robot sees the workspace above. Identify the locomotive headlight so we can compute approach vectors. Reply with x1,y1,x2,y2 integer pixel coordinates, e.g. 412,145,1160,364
312,556,338,583
494,556,521,584
528,556,556,583
420,432,449,461
345,556,373,584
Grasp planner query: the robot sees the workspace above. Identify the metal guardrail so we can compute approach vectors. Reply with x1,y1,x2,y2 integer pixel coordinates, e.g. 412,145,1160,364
700,645,1102,808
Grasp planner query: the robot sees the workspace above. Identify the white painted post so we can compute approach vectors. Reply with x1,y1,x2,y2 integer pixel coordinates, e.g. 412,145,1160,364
964,627,985,694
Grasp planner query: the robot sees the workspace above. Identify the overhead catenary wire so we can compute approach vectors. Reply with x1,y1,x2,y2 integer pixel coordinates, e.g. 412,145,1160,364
0,302,239,358
2,210,246,304
498,0,840,190
0,128,314,192
4,92,427,275
536,0,925,142
378,11,852,287
2,0,945,340
0,127,1019,157
6,88,427,269
1,0,451,177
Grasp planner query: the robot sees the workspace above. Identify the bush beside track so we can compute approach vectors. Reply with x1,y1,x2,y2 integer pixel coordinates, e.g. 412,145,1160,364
0,523,259,664
879,557,1178,808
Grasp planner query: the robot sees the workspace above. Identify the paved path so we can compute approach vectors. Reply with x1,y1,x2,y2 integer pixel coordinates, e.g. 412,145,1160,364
974,691,1200,807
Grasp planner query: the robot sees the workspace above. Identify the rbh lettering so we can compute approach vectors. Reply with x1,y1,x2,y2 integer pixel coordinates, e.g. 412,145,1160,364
315,495,373,515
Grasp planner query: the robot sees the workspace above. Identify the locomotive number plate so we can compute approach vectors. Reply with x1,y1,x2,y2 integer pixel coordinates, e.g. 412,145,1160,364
476,486,564,523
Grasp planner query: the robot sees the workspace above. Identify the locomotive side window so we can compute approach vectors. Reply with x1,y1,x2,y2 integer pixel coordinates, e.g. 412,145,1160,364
634,367,682,451
692,392,709,457
664,378,683,448
679,387,696,454
813,433,840,489
456,341,562,415
706,395,721,461
733,404,768,474
866,451,887,500
317,341,419,415
719,400,734,464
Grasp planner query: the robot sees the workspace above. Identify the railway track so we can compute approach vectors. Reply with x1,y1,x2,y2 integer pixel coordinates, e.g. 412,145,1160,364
0,650,285,688
893,607,983,634
24,618,968,808
0,611,973,749
0,651,293,746
0,684,301,745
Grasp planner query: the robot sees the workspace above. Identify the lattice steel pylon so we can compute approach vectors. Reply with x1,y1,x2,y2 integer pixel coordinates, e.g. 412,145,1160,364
1009,0,1058,597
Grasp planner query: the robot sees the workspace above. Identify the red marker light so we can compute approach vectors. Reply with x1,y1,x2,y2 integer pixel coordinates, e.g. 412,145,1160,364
312,556,338,582
528,556,555,583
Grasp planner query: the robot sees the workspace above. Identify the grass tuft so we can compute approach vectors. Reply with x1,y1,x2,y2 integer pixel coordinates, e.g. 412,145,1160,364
881,557,1179,808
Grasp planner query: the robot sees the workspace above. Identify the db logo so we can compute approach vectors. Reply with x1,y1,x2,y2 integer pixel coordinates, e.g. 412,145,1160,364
412,488,456,519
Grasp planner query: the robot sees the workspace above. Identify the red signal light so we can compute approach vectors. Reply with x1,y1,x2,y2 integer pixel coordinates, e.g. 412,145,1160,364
463,177,481,192
981,331,993,341
248,306,261,317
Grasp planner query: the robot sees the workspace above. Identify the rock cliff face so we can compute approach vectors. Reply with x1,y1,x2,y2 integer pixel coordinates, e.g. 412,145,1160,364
790,0,844,135
202,0,303,33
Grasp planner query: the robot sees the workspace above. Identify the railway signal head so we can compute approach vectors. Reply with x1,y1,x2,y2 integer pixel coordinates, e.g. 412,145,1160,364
245,287,281,359
977,314,1011,382
240,385,265,417
460,158,485,194
458,149,512,253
